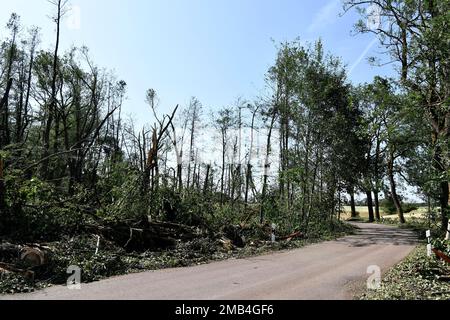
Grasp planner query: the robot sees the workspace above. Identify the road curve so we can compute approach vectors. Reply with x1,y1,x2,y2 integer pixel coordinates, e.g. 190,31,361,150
2,223,418,300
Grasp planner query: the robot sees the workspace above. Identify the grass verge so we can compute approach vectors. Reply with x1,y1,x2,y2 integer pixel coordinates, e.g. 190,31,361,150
361,245,450,300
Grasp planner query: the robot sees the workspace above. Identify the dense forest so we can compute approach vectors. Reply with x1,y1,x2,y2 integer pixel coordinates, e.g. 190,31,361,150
0,0,449,292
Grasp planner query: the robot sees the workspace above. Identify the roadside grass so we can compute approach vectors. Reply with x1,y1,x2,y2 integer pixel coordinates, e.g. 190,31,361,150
361,245,450,300
0,220,356,295
378,213,444,242
358,211,450,300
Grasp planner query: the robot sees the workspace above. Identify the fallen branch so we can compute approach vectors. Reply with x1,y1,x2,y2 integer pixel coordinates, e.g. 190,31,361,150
278,231,304,242
0,262,35,281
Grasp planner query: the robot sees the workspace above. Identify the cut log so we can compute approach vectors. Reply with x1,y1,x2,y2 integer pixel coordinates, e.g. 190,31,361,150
1,242,51,267
279,231,304,242
20,247,47,267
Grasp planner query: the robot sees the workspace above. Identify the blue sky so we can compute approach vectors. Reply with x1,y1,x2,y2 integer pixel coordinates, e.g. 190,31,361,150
0,0,394,124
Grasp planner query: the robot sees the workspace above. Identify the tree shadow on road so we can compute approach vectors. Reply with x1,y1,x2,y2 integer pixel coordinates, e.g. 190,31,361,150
335,224,419,247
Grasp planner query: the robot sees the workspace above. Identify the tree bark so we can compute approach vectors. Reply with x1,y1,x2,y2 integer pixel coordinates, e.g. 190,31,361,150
41,0,62,179
388,150,405,224
0,156,5,213
366,190,375,223
169,123,183,191
203,164,210,195
0,78,13,148
441,180,449,238
245,106,258,205
374,136,381,221
220,129,226,205
374,190,381,221
446,181,450,240
20,30,38,142
350,189,357,218
260,113,276,224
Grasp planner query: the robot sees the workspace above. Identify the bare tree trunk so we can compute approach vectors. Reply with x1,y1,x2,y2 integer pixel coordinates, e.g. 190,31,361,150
0,17,18,148
220,129,226,205
301,128,311,221
374,190,381,221
187,162,191,189
260,113,277,224
0,156,5,212
237,104,242,201
227,164,232,199
203,164,210,195
366,190,375,223
192,158,197,190
350,188,357,218
187,99,201,189
245,163,252,204
446,181,450,240
441,180,449,238
245,106,258,204
374,135,381,221
41,0,63,179
21,29,38,142
169,123,183,191
388,150,405,224
0,79,13,148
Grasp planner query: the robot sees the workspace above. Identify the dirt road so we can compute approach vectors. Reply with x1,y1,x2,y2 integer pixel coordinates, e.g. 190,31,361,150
2,223,418,300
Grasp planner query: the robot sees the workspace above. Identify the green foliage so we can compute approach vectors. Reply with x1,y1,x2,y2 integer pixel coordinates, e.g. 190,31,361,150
380,197,418,215
432,239,450,256
4,1,442,297
362,246,450,300
0,273,36,294
47,236,127,283
2,170,91,241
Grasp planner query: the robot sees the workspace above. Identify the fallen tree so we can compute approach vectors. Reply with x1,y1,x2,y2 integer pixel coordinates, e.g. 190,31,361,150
86,219,201,252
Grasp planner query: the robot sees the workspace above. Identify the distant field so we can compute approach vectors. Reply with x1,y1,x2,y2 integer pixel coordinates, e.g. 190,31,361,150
341,206,386,220
382,207,428,220
341,206,429,221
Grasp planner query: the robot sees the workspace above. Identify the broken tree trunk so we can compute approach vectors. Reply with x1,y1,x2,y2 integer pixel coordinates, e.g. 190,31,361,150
447,181,450,240
0,242,50,267
278,231,304,242
0,78,13,148
20,246,49,267
0,156,5,218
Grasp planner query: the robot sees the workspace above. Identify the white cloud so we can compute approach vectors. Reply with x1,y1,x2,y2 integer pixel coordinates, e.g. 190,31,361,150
307,0,340,33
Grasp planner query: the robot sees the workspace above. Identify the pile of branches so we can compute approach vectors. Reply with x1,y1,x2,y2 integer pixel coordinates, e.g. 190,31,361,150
87,218,205,252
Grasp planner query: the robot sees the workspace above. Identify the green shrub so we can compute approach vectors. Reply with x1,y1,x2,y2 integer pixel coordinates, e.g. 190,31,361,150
380,197,419,215
404,204,419,214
